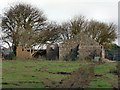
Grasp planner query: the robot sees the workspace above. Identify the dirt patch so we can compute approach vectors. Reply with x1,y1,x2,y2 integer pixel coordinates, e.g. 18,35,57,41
2,82,20,86
2,82,9,85
95,74,103,77
43,64,95,88
42,78,55,88
36,68,72,75
18,81,41,84
109,70,118,75
48,72,71,75
58,67,94,88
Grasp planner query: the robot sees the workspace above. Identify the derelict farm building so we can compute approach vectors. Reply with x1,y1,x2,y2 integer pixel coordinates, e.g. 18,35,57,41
59,33,102,60
16,33,103,60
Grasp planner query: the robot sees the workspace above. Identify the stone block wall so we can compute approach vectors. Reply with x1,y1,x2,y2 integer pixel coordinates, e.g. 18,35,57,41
16,33,102,60
59,33,102,60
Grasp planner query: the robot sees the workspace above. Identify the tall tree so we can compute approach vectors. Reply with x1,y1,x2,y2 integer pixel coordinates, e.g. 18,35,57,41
86,20,117,48
1,4,47,55
60,16,87,41
70,16,87,36
32,22,60,45
60,16,117,48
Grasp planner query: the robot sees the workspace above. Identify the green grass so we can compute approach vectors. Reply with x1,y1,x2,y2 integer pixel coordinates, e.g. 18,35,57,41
89,79,112,88
2,59,118,88
2,60,83,88
88,62,118,88
94,62,117,74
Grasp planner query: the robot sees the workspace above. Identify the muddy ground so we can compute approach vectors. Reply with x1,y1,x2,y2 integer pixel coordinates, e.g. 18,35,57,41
43,64,95,88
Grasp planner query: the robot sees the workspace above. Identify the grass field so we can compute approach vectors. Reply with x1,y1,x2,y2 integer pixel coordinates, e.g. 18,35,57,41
88,62,118,88
2,59,118,88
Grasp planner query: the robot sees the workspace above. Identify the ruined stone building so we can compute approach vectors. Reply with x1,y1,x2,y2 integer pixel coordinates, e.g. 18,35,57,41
16,33,103,60
16,44,59,59
59,33,102,60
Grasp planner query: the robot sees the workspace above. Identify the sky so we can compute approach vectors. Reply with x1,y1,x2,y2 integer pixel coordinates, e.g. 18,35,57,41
0,0,118,23
0,0,119,47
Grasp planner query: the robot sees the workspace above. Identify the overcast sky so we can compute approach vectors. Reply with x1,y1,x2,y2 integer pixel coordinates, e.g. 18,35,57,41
0,0,118,23
0,0,119,46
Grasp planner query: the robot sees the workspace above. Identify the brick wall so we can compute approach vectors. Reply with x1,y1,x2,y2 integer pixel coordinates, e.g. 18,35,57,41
16,46,32,59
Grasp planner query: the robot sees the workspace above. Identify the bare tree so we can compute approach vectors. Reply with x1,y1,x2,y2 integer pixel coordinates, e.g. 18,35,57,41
1,3,47,55
60,16,117,48
40,22,61,43
59,16,87,41
70,16,88,37
58,22,71,41
86,20,117,48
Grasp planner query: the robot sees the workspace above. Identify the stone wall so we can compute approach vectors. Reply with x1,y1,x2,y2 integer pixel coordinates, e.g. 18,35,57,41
16,32,102,60
59,33,102,60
